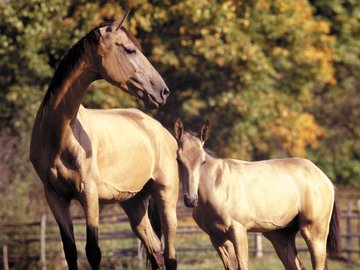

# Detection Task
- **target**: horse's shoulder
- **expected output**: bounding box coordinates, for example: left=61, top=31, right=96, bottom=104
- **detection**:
left=280, top=157, right=317, bottom=169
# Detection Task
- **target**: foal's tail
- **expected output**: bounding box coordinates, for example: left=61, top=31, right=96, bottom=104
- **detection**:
left=327, top=198, right=342, bottom=258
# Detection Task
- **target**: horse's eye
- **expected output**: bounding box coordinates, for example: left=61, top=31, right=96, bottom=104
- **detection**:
left=123, top=46, right=137, bottom=55
left=115, top=42, right=137, bottom=55
left=201, top=160, right=207, bottom=165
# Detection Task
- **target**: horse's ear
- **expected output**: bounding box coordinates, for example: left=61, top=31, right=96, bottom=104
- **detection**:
left=111, top=9, right=131, bottom=32
left=174, top=118, right=184, bottom=141
left=200, top=120, right=211, bottom=142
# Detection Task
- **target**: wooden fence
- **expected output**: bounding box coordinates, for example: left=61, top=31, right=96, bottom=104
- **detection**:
left=1, top=200, right=360, bottom=269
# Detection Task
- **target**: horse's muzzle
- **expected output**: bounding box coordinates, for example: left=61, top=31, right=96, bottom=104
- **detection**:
left=144, top=86, right=169, bottom=109
left=184, top=193, right=198, bottom=208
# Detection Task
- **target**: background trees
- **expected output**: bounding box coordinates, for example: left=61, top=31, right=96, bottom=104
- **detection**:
left=0, top=0, right=359, bottom=221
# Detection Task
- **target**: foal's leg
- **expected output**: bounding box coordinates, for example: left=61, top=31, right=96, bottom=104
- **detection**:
left=209, top=236, right=237, bottom=270
left=79, top=180, right=101, bottom=270
left=228, top=223, right=249, bottom=270
left=263, top=228, right=305, bottom=270
left=151, top=180, right=178, bottom=270
left=44, top=187, right=78, bottom=270
left=300, top=222, right=328, bottom=270
left=121, top=188, right=164, bottom=270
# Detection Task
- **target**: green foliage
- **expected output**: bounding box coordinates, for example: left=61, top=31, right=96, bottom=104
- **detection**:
left=0, top=0, right=359, bottom=228
left=132, top=0, right=335, bottom=159
left=308, top=0, right=360, bottom=186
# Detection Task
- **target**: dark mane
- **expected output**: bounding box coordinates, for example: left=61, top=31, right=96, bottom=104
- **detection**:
left=42, top=26, right=102, bottom=105
left=42, top=22, right=140, bottom=106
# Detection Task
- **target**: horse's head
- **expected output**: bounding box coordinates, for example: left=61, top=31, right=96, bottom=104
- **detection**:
left=174, top=119, right=211, bottom=208
left=94, top=11, right=169, bottom=109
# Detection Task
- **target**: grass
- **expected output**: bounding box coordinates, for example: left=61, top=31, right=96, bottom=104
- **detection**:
left=5, top=188, right=359, bottom=269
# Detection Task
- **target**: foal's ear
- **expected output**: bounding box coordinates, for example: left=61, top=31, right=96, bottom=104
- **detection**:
left=111, top=9, right=131, bottom=32
left=174, top=118, right=184, bottom=141
left=200, top=120, right=211, bottom=142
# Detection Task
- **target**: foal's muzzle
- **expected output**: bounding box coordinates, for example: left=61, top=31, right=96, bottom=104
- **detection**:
left=184, top=193, right=198, bottom=208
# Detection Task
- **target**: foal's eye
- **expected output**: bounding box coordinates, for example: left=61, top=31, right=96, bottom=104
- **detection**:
left=201, top=160, right=207, bottom=165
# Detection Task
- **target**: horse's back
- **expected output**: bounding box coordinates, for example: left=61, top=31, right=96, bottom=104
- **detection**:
left=76, top=107, right=177, bottom=198
left=225, top=157, right=334, bottom=231
left=79, top=106, right=175, bottom=148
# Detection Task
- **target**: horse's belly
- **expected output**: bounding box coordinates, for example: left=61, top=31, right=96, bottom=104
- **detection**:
left=246, top=198, right=299, bottom=232
left=98, top=181, right=138, bottom=203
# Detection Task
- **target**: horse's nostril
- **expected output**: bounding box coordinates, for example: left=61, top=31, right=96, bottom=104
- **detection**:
left=184, top=193, right=198, bottom=208
left=161, top=87, right=170, bottom=98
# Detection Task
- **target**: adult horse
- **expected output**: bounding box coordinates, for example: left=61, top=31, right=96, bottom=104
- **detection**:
left=174, top=119, right=341, bottom=270
left=30, top=11, right=179, bottom=270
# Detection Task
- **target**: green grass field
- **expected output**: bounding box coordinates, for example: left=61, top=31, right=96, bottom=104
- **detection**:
left=5, top=188, right=359, bottom=269
left=96, top=187, right=360, bottom=270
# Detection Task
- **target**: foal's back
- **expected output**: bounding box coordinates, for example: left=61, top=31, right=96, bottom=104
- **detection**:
left=204, top=157, right=334, bottom=232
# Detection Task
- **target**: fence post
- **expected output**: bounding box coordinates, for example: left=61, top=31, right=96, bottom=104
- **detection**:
left=346, top=201, right=352, bottom=264
left=40, top=214, right=47, bottom=270
left=254, top=233, right=263, bottom=258
left=358, top=200, right=360, bottom=260
left=3, top=245, right=9, bottom=270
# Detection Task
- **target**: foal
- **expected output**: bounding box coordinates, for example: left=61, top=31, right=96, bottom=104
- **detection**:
left=174, top=119, right=341, bottom=270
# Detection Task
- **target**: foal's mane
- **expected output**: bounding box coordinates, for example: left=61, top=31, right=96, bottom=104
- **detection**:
left=42, top=22, right=141, bottom=106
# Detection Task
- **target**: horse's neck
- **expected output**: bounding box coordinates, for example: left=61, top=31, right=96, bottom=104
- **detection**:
left=47, top=60, right=96, bottom=118
left=35, top=57, right=97, bottom=138
left=198, top=154, right=222, bottom=200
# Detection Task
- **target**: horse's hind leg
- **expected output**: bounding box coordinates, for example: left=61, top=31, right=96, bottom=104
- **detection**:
left=300, top=222, right=329, bottom=270
left=121, top=187, right=164, bottom=270
left=209, top=236, right=237, bottom=270
left=264, top=228, right=306, bottom=270
left=44, top=187, right=78, bottom=269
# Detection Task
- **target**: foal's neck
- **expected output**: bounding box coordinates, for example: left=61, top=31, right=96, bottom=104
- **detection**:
left=198, top=154, right=222, bottom=199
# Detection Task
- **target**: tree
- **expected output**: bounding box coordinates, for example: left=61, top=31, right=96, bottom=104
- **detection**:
left=0, top=0, right=359, bottom=226
left=308, top=0, right=360, bottom=185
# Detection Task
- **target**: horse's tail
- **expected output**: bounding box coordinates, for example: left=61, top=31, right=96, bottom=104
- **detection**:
left=144, top=196, right=163, bottom=269
left=148, top=196, right=162, bottom=240
left=327, top=198, right=342, bottom=258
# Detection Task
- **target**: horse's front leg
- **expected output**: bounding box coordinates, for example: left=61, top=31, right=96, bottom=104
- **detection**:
left=79, top=180, right=101, bottom=270
left=44, top=186, right=78, bottom=270
left=228, top=223, right=249, bottom=270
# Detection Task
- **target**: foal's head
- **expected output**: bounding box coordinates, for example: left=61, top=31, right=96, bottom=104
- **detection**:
left=174, top=119, right=211, bottom=208
left=91, top=11, right=169, bottom=109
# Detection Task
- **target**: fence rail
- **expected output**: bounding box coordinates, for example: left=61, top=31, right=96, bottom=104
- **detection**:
left=1, top=200, right=360, bottom=269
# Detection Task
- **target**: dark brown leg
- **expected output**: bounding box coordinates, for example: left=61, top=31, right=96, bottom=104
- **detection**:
left=44, top=187, right=78, bottom=270
left=264, top=228, right=306, bottom=270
